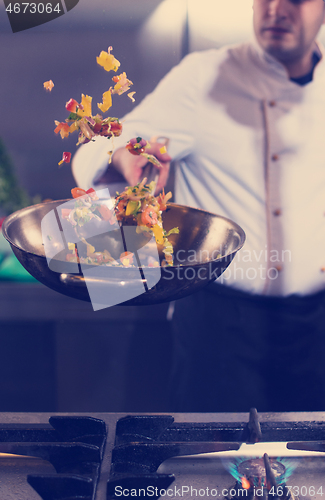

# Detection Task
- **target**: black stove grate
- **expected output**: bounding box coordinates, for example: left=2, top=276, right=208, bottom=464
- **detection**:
left=0, top=415, right=107, bottom=500
left=107, top=409, right=325, bottom=500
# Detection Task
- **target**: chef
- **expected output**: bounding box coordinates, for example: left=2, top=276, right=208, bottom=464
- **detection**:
left=72, top=0, right=325, bottom=412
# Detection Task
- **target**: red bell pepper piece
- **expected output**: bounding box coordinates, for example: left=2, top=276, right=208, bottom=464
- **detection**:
left=58, top=151, right=72, bottom=166
left=97, top=204, right=113, bottom=221
left=71, top=187, right=87, bottom=199
left=65, top=98, right=79, bottom=113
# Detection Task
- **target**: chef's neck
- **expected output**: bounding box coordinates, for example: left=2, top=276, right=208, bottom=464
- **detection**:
left=273, top=44, right=321, bottom=79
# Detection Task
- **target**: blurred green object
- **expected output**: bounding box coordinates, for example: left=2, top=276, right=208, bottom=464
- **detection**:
left=0, top=137, right=33, bottom=215
left=0, top=232, right=36, bottom=281
left=0, top=138, right=38, bottom=281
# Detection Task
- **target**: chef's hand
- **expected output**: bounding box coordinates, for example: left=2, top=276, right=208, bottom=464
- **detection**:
left=112, top=140, right=172, bottom=194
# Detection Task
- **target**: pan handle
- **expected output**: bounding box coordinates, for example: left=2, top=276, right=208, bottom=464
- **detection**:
left=59, top=274, right=148, bottom=288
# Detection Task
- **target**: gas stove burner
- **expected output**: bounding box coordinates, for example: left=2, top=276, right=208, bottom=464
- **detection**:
left=237, top=457, right=286, bottom=487
left=224, top=455, right=297, bottom=487
left=225, top=454, right=297, bottom=500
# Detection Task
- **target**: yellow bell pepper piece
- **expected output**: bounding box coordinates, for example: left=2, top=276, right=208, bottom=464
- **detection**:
left=97, top=90, right=112, bottom=113
left=125, top=200, right=140, bottom=216
left=152, top=224, right=165, bottom=245
left=96, top=49, right=120, bottom=72
left=87, top=243, right=96, bottom=256
left=69, top=121, right=79, bottom=134
left=77, top=94, right=92, bottom=117
left=75, top=207, right=89, bottom=218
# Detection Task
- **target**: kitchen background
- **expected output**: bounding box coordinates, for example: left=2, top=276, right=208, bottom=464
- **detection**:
left=0, top=0, right=324, bottom=413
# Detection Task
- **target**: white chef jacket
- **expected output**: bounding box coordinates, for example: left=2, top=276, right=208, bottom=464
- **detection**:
left=72, top=40, right=325, bottom=297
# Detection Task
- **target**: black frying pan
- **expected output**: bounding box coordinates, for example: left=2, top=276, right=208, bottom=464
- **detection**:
left=1, top=200, right=245, bottom=308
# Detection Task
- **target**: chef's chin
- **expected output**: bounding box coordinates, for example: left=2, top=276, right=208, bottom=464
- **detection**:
left=259, top=36, right=301, bottom=64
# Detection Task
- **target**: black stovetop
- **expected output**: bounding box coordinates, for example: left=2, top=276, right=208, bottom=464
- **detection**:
left=1, top=410, right=325, bottom=500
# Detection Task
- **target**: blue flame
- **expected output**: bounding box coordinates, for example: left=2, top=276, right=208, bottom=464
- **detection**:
left=278, top=458, right=299, bottom=482
left=222, top=456, right=299, bottom=487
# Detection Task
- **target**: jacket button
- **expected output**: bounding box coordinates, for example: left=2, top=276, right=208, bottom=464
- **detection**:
left=269, top=100, right=276, bottom=107
left=275, top=265, right=282, bottom=272
left=273, top=208, right=282, bottom=216
left=321, top=267, right=325, bottom=273
left=271, top=154, right=279, bottom=161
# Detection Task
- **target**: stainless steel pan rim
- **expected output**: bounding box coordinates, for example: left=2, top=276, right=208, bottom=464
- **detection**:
left=1, top=200, right=246, bottom=305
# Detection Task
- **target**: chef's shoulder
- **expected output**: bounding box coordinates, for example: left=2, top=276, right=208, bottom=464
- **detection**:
left=171, top=42, right=254, bottom=79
